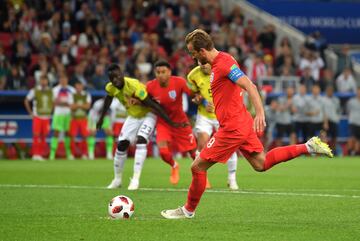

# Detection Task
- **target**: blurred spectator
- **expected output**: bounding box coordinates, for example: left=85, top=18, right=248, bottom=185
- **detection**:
left=305, top=85, right=325, bottom=137
left=70, top=62, right=88, bottom=87
left=156, top=7, right=176, bottom=55
left=32, top=54, right=56, bottom=87
left=58, top=41, right=75, bottom=68
left=336, top=68, right=357, bottom=93
left=38, top=32, right=55, bottom=56
left=346, top=87, right=360, bottom=155
left=264, top=99, right=278, bottom=150
left=292, top=84, right=309, bottom=142
left=308, top=31, right=328, bottom=62
left=257, top=24, right=276, bottom=56
left=336, top=44, right=353, bottom=76
left=0, top=45, right=10, bottom=90
left=300, top=67, right=315, bottom=92
left=6, top=65, right=27, bottom=90
left=91, top=64, right=107, bottom=90
left=263, top=54, right=274, bottom=76
left=275, top=87, right=297, bottom=145
left=243, top=19, right=257, bottom=49
left=299, top=48, right=324, bottom=82
left=323, top=86, right=341, bottom=152
left=172, top=20, right=187, bottom=50
left=319, top=68, right=336, bottom=92
left=275, top=46, right=295, bottom=76
left=12, top=42, right=31, bottom=69
left=245, top=52, right=267, bottom=83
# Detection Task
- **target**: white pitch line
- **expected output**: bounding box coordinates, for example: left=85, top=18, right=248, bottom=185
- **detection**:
left=0, top=184, right=360, bottom=199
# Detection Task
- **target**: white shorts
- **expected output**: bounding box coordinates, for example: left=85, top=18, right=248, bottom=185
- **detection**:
left=194, top=114, right=219, bottom=137
left=118, top=112, right=157, bottom=144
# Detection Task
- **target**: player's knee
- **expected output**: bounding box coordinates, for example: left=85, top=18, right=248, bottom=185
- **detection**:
left=253, top=164, right=265, bottom=172
left=190, top=161, right=199, bottom=172
left=117, top=140, right=130, bottom=152
left=190, top=157, right=203, bottom=172
left=252, top=159, right=265, bottom=172
left=136, top=136, right=148, bottom=145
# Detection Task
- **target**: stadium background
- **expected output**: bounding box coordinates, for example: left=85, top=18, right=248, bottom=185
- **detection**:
left=0, top=0, right=359, bottom=158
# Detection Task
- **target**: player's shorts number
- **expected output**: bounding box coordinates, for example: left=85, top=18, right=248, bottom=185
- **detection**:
left=207, top=137, right=215, bottom=148
left=139, top=124, right=152, bottom=136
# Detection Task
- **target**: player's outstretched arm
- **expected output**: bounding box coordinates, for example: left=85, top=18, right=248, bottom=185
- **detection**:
left=96, top=95, right=113, bottom=130
left=235, top=76, right=266, bottom=133
left=142, top=96, right=189, bottom=128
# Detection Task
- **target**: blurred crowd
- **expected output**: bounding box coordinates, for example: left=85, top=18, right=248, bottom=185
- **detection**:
left=0, top=0, right=357, bottom=93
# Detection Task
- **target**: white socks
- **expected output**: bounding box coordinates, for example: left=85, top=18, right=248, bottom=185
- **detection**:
left=133, top=144, right=147, bottom=180
left=227, top=152, right=238, bottom=181
left=114, top=149, right=127, bottom=180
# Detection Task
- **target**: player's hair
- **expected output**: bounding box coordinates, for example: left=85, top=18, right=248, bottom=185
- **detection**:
left=107, top=63, right=121, bottom=73
left=154, top=59, right=171, bottom=69
left=185, top=29, right=214, bottom=51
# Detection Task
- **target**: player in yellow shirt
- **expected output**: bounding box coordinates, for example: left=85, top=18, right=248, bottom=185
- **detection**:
left=187, top=62, right=239, bottom=190
left=97, top=63, right=186, bottom=190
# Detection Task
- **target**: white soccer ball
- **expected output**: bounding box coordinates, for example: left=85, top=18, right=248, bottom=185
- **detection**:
left=108, top=195, right=134, bottom=219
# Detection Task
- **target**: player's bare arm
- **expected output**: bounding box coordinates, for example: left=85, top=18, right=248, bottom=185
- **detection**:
left=235, top=76, right=266, bottom=133
left=24, top=98, right=33, bottom=117
left=141, top=95, right=189, bottom=128
left=191, top=93, right=203, bottom=105
left=96, top=95, right=113, bottom=130
left=80, top=101, right=91, bottom=110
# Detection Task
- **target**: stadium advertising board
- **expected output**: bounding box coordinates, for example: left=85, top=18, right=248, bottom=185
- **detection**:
left=248, top=0, right=360, bottom=44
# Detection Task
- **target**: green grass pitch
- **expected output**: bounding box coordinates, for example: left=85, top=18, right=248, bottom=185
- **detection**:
left=0, top=156, right=359, bottom=241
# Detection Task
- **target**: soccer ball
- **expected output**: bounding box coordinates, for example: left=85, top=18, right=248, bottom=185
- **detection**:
left=108, top=195, right=134, bottom=219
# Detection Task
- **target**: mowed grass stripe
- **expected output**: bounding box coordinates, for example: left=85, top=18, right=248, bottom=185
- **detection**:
left=1, top=183, right=359, bottom=199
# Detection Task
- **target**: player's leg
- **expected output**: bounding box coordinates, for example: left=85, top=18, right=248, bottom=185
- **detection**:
left=327, top=121, right=337, bottom=154
left=87, top=117, right=96, bottom=160
left=32, top=117, right=42, bottom=160
left=158, top=140, right=180, bottom=184
left=42, top=118, right=51, bottom=158
left=107, top=116, right=139, bottom=189
left=64, top=114, right=74, bottom=160
left=49, top=115, right=61, bottom=160
left=69, top=119, right=78, bottom=158
left=128, top=113, right=156, bottom=190
left=194, top=115, right=213, bottom=188
left=112, top=122, right=123, bottom=153
left=161, top=129, right=239, bottom=219
left=243, top=133, right=333, bottom=172
left=156, top=123, right=179, bottom=184
left=161, top=156, right=215, bottom=219
left=79, top=118, right=89, bottom=159
left=227, top=152, right=239, bottom=190
left=103, top=116, right=114, bottom=160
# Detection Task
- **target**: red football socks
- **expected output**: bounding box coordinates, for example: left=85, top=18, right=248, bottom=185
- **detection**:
left=33, top=136, right=40, bottom=156
left=159, top=147, right=175, bottom=167
left=184, top=169, right=207, bottom=212
left=264, top=144, right=308, bottom=170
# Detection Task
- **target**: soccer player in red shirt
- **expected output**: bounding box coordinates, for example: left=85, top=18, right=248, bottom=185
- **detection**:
left=161, top=29, right=333, bottom=219
left=147, top=59, right=197, bottom=185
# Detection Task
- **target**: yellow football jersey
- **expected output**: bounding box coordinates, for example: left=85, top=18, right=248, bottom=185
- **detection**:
left=187, top=66, right=216, bottom=119
left=105, top=77, right=150, bottom=118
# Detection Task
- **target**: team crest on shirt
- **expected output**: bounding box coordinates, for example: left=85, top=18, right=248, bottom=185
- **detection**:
left=210, top=72, right=214, bottom=83
left=168, top=90, right=176, bottom=100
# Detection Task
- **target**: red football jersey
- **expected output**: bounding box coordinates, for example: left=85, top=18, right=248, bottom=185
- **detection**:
left=211, top=51, right=253, bottom=131
left=146, top=76, right=191, bottom=126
